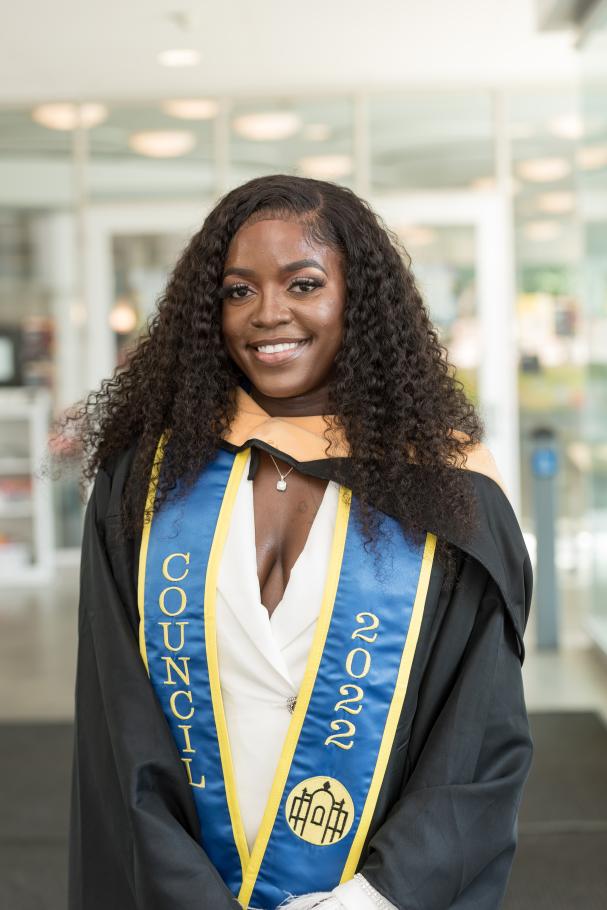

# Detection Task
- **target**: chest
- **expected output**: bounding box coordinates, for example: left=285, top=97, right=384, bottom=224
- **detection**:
left=252, top=453, right=329, bottom=616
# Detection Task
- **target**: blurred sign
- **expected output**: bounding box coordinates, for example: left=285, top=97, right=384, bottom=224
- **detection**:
left=532, top=447, right=559, bottom=478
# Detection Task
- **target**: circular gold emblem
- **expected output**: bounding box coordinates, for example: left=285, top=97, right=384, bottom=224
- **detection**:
left=285, top=776, right=354, bottom=846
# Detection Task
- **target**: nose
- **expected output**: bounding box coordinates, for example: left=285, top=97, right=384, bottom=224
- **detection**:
left=250, top=287, right=291, bottom=328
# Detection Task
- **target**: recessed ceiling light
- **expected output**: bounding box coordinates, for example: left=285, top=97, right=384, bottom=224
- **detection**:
left=232, top=111, right=302, bottom=141
left=302, top=123, right=331, bottom=142
left=161, top=98, right=219, bottom=120
left=548, top=113, right=584, bottom=140
left=297, top=154, right=352, bottom=179
left=470, top=176, right=521, bottom=194
left=535, top=192, right=575, bottom=214
left=31, top=102, right=108, bottom=130
left=470, top=176, right=495, bottom=191
left=576, top=144, right=607, bottom=170
left=128, top=130, right=196, bottom=157
left=517, top=157, right=571, bottom=182
left=523, top=220, right=562, bottom=242
left=157, top=48, right=201, bottom=67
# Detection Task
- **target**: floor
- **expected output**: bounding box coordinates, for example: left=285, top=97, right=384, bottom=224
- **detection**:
left=1, top=563, right=606, bottom=910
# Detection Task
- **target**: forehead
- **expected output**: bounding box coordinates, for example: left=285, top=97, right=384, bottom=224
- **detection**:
left=225, top=217, right=338, bottom=267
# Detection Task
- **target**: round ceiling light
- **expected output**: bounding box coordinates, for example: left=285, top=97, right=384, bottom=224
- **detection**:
left=297, top=154, right=352, bottom=179
left=548, top=113, right=584, bottom=140
left=157, top=48, right=201, bottom=67
left=31, top=102, right=108, bottom=130
left=535, top=191, right=575, bottom=214
left=516, top=157, right=571, bottom=182
left=161, top=98, right=219, bottom=120
left=232, top=111, right=302, bottom=141
left=128, top=130, right=196, bottom=157
left=576, top=145, right=607, bottom=170
left=302, top=123, right=331, bottom=142
left=523, top=220, right=562, bottom=242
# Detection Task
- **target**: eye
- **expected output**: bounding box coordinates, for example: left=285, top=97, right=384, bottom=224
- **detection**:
left=218, top=282, right=251, bottom=301
left=288, top=277, right=325, bottom=294
left=218, top=276, right=325, bottom=302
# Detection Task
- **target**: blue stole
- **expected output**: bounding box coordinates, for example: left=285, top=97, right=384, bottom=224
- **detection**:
left=138, top=436, right=436, bottom=909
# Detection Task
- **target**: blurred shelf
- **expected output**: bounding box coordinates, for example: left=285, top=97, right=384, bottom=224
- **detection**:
left=0, top=387, right=54, bottom=584
left=0, top=501, right=33, bottom=518
left=0, top=456, right=31, bottom=473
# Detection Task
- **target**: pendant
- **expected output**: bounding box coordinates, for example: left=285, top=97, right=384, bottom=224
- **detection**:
left=276, top=479, right=287, bottom=491
left=286, top=695, right=297, bottom=713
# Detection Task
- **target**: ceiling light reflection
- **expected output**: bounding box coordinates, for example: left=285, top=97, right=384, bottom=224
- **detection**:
left=162, top=99, right=219, bottom=120
left=31, top=103, right=108, bottom=130
left=157, top=48, right=201, bottom=67
left=128, top=130, right=196, bottom=157
left=233, top=111, right=302, bottom=141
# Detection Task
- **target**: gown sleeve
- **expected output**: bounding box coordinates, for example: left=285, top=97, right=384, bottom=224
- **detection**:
left=68, top=466, right=241, bottom=910
left=346, top=573, right=534, bottom=910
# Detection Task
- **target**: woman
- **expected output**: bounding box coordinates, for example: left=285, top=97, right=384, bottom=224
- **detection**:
left=64, top=174, right=533, bottom=910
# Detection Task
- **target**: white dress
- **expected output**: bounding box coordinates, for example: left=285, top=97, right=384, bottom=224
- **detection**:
left=216, top=449, right=395, bottom=910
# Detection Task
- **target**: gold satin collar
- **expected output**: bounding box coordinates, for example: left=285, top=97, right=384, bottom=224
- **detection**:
left=221, top=386, right=351, bottom=462
left=221, top=386, right=507, bottom=492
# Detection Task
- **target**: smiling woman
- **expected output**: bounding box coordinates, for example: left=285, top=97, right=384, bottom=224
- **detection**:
left=219, top=219, right=345, bottom=406
left=56, top=174, right=533, bottom=910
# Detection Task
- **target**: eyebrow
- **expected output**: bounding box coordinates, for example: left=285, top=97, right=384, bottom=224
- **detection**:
left=222, top=258, right=328, bottom=280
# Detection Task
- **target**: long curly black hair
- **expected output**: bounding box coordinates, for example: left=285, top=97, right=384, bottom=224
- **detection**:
left=51, top=174, right=483, bottom=570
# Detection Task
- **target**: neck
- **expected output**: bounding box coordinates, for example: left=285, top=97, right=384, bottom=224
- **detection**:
left=248, top=384, right=331, bottom=418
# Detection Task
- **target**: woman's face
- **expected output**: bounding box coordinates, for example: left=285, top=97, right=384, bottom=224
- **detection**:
left=220, top=217, right=345, bottom=401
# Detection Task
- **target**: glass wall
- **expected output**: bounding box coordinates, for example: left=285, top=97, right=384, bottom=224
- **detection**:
left=579, top=0, right=607, bottom=652
left=369, top=90, right=494, bottom=192
left=508, top=85, right=588, bottom=643
left=88, top=103, right=216, bottom=202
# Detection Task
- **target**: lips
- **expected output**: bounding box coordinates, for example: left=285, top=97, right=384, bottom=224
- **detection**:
left=248, top=337, right=310, bottom=366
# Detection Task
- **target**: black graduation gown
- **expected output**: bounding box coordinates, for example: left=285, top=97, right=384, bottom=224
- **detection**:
left=68, top=438, right=534, bottom=910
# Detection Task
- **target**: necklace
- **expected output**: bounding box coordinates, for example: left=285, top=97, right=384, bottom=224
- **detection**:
left=269, top=453, right=294, bottom=491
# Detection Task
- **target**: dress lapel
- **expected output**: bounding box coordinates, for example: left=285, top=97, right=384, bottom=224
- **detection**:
left=216, top=448, right=340, bottom=684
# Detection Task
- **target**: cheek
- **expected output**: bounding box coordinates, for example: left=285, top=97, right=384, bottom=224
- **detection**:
left=310, top=300, right=344, bottom=345
left=221, top=308, right=240, bottom=350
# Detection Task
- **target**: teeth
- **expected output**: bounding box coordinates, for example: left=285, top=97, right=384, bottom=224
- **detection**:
left=256, top=341, right=304, bottom=353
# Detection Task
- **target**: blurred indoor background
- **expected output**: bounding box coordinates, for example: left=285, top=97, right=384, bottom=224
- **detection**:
left=0, top=1, right=606, bottom=907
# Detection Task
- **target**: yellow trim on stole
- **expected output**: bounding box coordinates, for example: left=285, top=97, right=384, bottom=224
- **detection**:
left=203, top=448, right=252, bottom=877
left=237, top=485, right=352, bottom=908
left=137, top=432, right=169, bottom=676
left=339, top=530, right=437, bottom=882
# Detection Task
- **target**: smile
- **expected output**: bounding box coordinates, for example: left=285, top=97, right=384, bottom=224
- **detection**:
left=249, top=338, right=310, bottom=365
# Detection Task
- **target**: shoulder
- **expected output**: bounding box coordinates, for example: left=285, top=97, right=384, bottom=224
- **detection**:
left=449, top=432, right=508, bottom=498
left=96, top=444, right=139, bottom=516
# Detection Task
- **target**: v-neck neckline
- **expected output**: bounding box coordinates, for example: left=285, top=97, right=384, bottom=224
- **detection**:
left=247, top=456, right=331, bottom=623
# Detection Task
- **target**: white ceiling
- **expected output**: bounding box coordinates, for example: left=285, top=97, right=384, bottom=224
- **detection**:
left=0, top=0, right=579, bottom=104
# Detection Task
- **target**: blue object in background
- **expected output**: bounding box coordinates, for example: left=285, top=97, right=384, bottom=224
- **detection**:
left=531, top=429, right=560, bottom=650
left=532, top=447, right=558, bottom=479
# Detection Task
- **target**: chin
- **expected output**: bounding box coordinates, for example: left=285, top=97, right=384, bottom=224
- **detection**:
left=249, top=372, right=312, bottom=400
